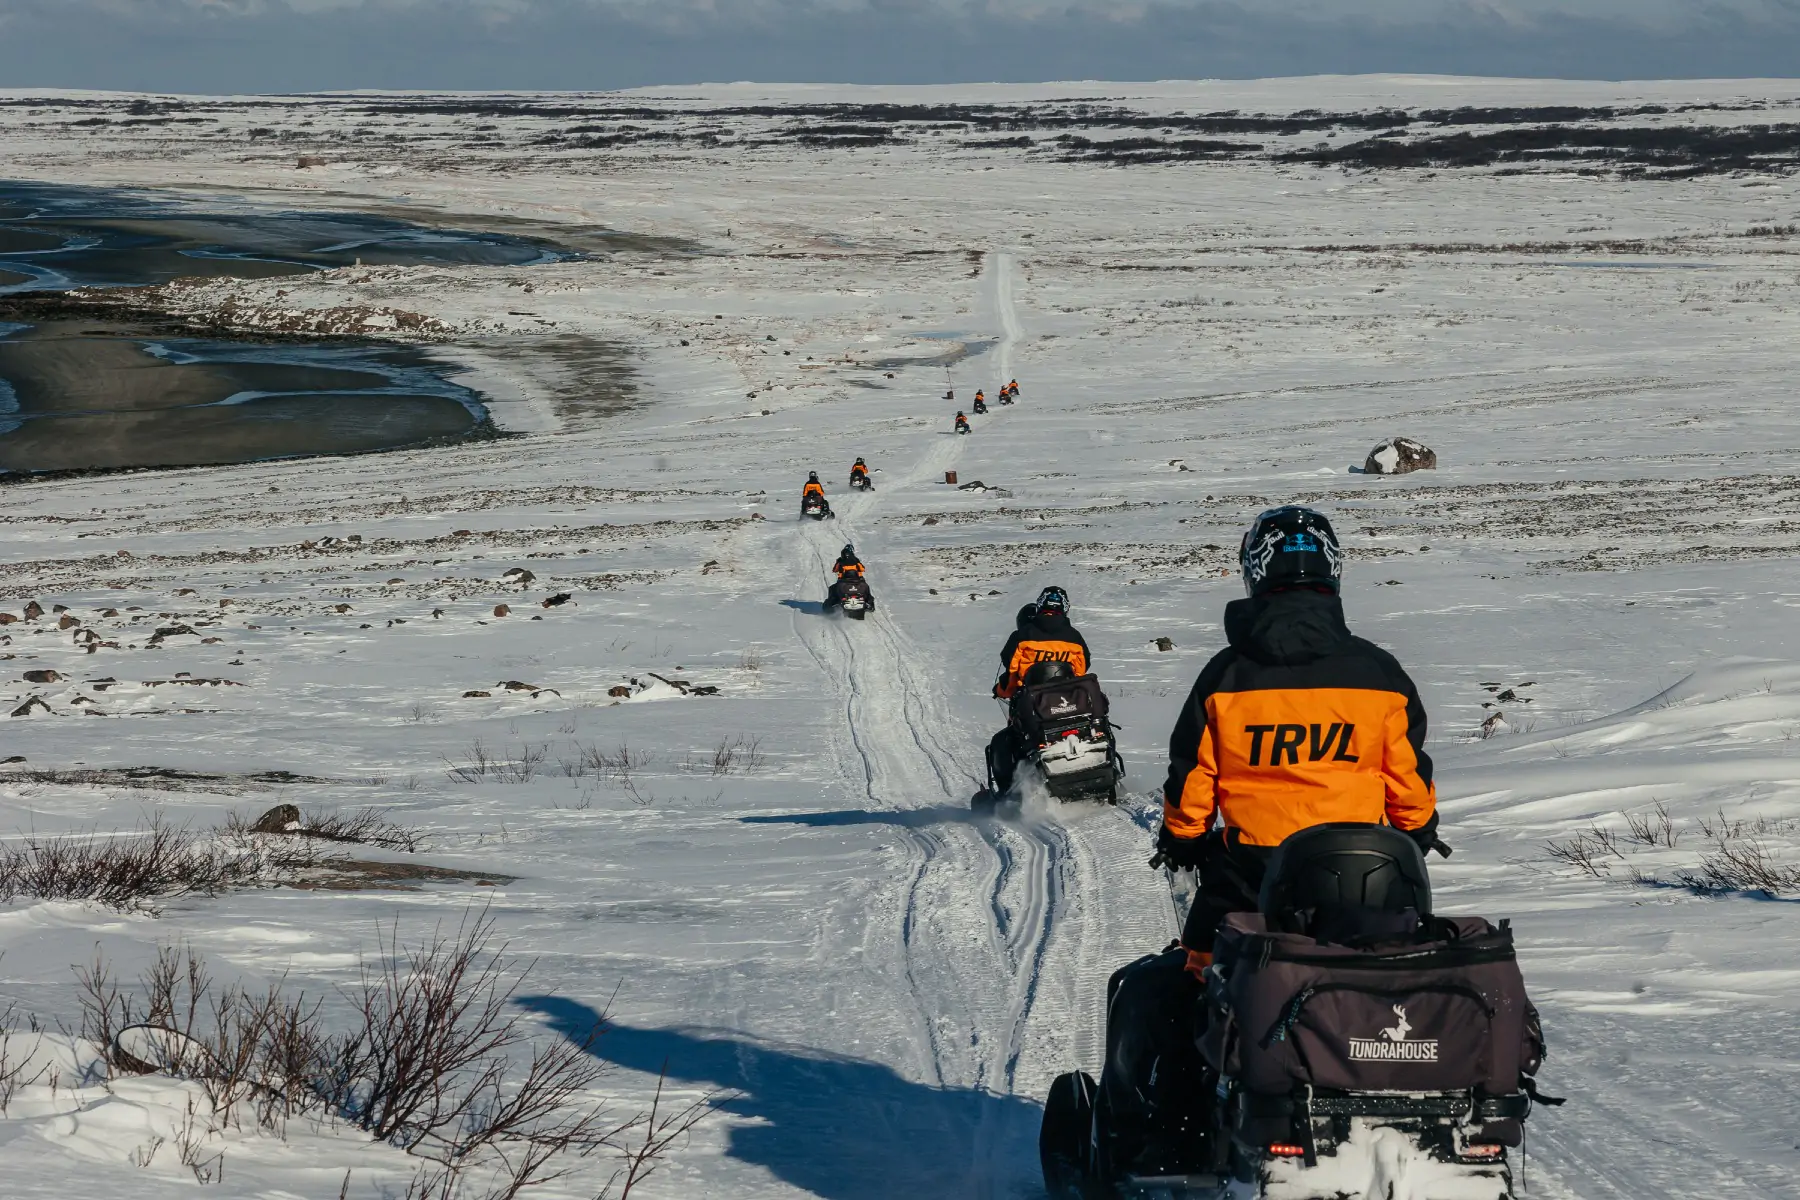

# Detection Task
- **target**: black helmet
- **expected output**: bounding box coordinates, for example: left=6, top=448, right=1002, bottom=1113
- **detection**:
left=841, top=544, right=856, bottom=559
left=854, top=457, right=865, bottom=465
left=1015, top=603, right=1038, bottom=630
left=1240, top=505, right=1342, bottom=597
left=1023, top=660, right=1076, bottom=687
left=808, top=471, right=819, bottom=482
left=1035, top=585, right=1069, bottom=618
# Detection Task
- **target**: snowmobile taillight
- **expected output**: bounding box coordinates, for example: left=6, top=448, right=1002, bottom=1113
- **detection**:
left=1459, top=1144, right=1505, bottom=1159
left=1266, top=1143, right=1306, bottom=1158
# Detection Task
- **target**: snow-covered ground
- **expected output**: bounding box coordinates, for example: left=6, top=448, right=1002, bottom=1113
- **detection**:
left=0, top=76, right=1798, bottom=1197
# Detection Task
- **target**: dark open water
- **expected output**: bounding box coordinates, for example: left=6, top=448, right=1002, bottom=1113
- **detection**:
left=0, top=181, right=581, bottom=473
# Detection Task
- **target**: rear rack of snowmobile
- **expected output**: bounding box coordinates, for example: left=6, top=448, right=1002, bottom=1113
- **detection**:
left=1233, top=1083, right=1532, bottom=1168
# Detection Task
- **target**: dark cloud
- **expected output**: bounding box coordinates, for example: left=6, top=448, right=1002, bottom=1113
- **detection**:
left=1, top=2, right=1797, bottom=92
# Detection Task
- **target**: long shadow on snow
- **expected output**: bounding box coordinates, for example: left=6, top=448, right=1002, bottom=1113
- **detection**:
left=741, top=805, right=980, bottom=830
left=518, top=997, right=1041, bottom=1198
left=779, top=598, right=828, bottom=615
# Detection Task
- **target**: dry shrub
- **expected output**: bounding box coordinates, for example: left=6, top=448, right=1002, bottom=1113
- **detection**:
left=74, top=908, right=715, bottom=1199
left=447, top=741, right=548, bottom=784
left=0, top=818, right=329, bottom=912
left=224, top=806, right=421, bottom=852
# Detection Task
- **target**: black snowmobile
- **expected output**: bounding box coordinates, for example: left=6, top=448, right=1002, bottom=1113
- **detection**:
left=802, top=493, right=834, bottom=520
left=973, top=395, right=989, bottom=415
left=954, top=412, right=972, bottom=435
left=823, top=574, right=874, bottom=620
left=975, top=661, right=1123, bottom=812
left=1040, top=824, right=1556, bottom=1199
left=849, top=463, right=874, bottom=491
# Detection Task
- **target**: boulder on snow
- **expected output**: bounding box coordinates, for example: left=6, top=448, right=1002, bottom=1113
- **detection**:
left=22, top=602, right=42, bottom=621
left=1364, top=437, right=1437, bottom=476
left=249, top=803, right=302, bottom=834
left=23, top=670, right=61, bottom=683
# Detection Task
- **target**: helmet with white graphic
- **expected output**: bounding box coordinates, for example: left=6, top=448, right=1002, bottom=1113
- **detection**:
left=1035, top=585, right=1069, bottom=618
left=1240, top=505, right=1343, bottom=597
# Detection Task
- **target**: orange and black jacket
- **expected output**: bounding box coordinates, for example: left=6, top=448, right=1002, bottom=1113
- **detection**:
left=993, top=613, right=1091, bottom=699
left=802, top=481, right=826, bottom=503
left=1162, top=589, right=1435, bottom=849
left=834, top=555, right=864, bottom=579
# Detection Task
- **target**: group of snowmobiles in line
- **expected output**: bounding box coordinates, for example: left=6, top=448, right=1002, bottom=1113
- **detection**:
left=800, top=459, right=876, bottom=521
left=789, top=385, right=1562, bottom=1198
left=956, top=378, right=1019, bottom=434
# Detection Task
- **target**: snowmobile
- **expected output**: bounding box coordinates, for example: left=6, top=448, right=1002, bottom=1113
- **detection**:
left=973, top=395, right=989, bottom=415
left=997, top=389, right=1015, bottom=406
left=850, top=461, right=874, bottom=491
left=802, top=493, right=834, bottom=520
left=954, top=412, right=972, bottom=435
left=976, top=661, right=1123, bottom=812
left=824, top=574, right=874, bottom=620
left=1040, top=824, right=1554, bottom=1200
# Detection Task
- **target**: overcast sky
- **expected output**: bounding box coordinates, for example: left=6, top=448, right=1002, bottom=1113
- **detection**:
left=2, top=1, right=1797, bottom=94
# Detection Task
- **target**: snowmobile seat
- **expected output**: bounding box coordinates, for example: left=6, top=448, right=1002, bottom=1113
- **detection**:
left=1257, top=823, right=1431, bottom=937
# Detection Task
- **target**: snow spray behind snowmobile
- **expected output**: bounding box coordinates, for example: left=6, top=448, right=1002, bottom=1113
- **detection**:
left=1040, top=824, right=1558, bottom=1200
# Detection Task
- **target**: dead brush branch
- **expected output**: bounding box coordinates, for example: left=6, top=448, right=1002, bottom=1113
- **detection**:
left=1622, top=801, right=1681, bottom=848
left=598, top=1063, right=721, bottom=1200
left=691, top=736, right=765, bottom=777
left=1674, top=838, right=1800, bottom=896
left=322, top=906, right=616, bottom=1183
left=225, top=807, right=421, bottom=852
left=0, top=818, right=328, bottom=912
left=447, top=741, right=549, bottom=785
left=74, top=909, right=691, bottom=1197
left=1543, top=827, right=1623, bottom=879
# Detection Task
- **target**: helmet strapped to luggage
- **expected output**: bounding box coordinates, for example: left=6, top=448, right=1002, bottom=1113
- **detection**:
left=1259, top=822, right=1432, bottom=933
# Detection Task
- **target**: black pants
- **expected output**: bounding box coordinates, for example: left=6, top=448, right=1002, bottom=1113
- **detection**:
left=1099, top=834, right=1273, bottom=1167
left=985, top=727, right=1024, bottom=792
left=1179, top=832, right=1274, bottom=954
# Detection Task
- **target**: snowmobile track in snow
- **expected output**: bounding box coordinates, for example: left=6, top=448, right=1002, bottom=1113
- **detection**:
left=772, top=251, right=1179, bottom=1189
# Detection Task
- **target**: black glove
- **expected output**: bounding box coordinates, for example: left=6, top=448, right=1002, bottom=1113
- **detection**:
left=1149, top=824, right=1209, bottom=871
left=1404, top=812, right=1452, bottom=859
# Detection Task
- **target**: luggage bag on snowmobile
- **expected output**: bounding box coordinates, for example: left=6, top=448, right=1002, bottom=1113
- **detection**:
left=1015, top=668, right=1123, bottom=802
left=1041, top=824, right=1554, bottom=1200
left=838, top=577, right=871, bottom=620
left=1203, top=825, right=1546, bottom=1197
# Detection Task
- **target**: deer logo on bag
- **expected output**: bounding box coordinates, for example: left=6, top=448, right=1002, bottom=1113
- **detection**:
left=1349, top=1004, right=1439, bottom=1063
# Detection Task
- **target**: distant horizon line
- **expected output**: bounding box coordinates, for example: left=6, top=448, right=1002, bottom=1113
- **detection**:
left=5, top=73, right=1800, bottom=100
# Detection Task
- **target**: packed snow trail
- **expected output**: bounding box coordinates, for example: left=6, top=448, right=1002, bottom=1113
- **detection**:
left=770, top=250, right=1178, bottom=1192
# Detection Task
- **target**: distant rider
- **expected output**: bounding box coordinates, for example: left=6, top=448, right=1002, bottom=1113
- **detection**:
left=982, top=587, right=1091, bottom=796
left=954, top=411, right=971, bottom=434
left=1097, top=505, right=1443, bottom=1174
left=801, top=471, right=829, bottom=516
left=850, top=458, right=872, bottom=489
